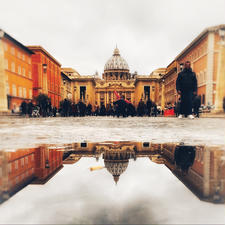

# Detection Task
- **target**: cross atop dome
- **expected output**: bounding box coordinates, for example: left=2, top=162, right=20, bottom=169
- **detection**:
left=113, top=46, right=120, bottom=56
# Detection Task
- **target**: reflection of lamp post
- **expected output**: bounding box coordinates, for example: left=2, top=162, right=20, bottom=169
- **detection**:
left=43, top=64, right=47, bottom=73
left=45, top=159, right=50, bottom=168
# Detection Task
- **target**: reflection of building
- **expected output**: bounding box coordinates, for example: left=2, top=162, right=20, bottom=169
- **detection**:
left=27, top=46, right=61, bottom=108
left=0, top=146, right=63, bottom=203
left=0, top=29, right=33, bottom=113
left=0, top=148, right=36, bottom=202
left=63, top=141, right=164, bottom=184
left=164, top=143, right=225, bottom=203
left=33, top=146, right=63, bottom=184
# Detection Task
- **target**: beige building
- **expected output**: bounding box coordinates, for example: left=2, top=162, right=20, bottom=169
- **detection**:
left=173, top=24, right=225, bottom=112
left=66, top=47, right=160, bottom=108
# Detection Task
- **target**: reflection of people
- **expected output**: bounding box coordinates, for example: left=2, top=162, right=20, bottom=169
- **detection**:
left=174, top=144, right=196, bottom=174
left=176, top=61, right=197, bottom=119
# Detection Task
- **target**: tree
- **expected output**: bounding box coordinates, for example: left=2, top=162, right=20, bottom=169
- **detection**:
left=36, top=94, right=51, bottom=117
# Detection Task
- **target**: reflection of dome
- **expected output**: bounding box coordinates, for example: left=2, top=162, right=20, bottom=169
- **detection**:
left=103, top=148, right=134, bottom=184
left=105, top=160, right=129, bottom=184
left=104, top=48, right=129, bottom=71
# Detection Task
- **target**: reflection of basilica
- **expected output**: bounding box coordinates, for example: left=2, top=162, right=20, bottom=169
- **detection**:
left=1, top=141, right=225, bottom=204
left=63, top=141, right=225, bottom=203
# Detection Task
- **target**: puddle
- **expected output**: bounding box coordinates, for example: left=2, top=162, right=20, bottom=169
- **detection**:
left=0, top=141, right=224, bottom=224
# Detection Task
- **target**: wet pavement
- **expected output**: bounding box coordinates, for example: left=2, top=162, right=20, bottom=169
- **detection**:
left=0, top=116, right=225, bottom=149
left=0, top=117, right=225, bottom=224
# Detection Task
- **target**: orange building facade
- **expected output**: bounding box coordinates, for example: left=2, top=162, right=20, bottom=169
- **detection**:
left=27, top=46, right=61, bottom=108
left=0, top=30, right=33, bottom=113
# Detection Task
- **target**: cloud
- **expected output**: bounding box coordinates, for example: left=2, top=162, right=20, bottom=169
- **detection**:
left=0, top=0, right=225, bottom=75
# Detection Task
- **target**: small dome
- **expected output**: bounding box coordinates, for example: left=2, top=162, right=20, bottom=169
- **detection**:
left=104, top=47, right=129, bottom=71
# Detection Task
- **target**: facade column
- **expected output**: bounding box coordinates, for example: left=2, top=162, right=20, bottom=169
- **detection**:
left=203, top=147, right=211, bottom=197
left=206, top=32, right=214, bottom=106
left=161, top=82, right=165, bottom=110
left=0, top=35, right=8, bottom=113
left=215, top=30, right=225, bottom=112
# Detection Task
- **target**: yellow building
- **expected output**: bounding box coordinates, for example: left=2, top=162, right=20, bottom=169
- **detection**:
left=69, top=47, right=160, bottom=108
left=60, top=70, right=72, bottom=101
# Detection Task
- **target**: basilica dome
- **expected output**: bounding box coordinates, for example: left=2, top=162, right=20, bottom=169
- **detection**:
left=104, top=47, right=129, bottom=71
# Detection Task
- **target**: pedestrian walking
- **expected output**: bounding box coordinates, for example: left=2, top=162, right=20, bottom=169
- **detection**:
left=193, top=95, right=201, bottom=117
left=176, top=61, right=197, bottom=119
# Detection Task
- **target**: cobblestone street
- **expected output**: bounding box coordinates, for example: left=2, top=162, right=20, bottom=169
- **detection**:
left=0, top=116, right=224, bottom=149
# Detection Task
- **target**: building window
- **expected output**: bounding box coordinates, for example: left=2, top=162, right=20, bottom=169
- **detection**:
left=144, top=86, right=150, bottom=100
left=6, top=82, right=9, bottom=94
left=18, top=66, right=21, bottom=75
left=8, top=163, right=12, bottom=173
left=29, top=89, right=32, bottom=99
left=12, top=84, right=17, bottom=96
left=23, top=88, right=27, bottom=98
left=126, top=92, right=131, bottom=101
left=17, top=51, right=21, bottom=59
left=11, top=62, right=15, bottom=72
left=15, top=160, right=18, bottom=170
left=22, top=54, right=25, bottom=61
left=21, top=158, right=24, bottom=167
left=202, top=94, right=205, bottom=105
left=28, top=58, right=31, bottom=64
left=3, top=42, right=8, bottom=51
left=25, top=157, right=28, bottom=165
left=19, top=87, right=22, bottom=97
left=22, top=68, right=26, bottom=76
left=80, top=86, right=86, bottom=101
left=100, top=92, right=104, bottom=101
left=11, top=47, right=15, bottom=55
left=28, top=70, right=31, bottom=79
left=5, top=59, right=8, bottom=70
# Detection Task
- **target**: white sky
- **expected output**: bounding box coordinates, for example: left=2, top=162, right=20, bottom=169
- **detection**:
left=0, top=0, right=225, bottom=75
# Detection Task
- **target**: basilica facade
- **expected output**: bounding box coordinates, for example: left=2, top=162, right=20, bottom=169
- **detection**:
left=62, top=47, right=161, bottom=108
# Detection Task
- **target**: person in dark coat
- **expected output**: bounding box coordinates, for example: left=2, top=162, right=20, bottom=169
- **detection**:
left=27, top=101, right=33, bottom=117
left=20, top=101, right=27, bottom=116
left=100, top=103, right=106, bottom=116
left=176, top=61, right=197, bottom=119
left=113, top=95, right=127, bottom=117
left=146, top=99, right=152, bottom=117
left=193, top=95, right=201, bottom=118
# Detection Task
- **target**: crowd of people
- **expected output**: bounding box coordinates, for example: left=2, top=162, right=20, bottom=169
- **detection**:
left=19, top=97, right=161, bottom=118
